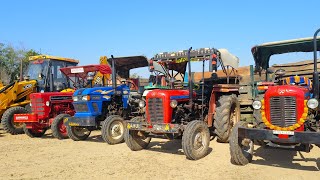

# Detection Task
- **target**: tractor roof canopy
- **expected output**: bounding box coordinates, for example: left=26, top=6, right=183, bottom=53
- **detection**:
left=107, top=56, right=149, bottom=78
left=252, top=37, right=320, bottom=70
left=29, top=55, right=79, bottom=64
left=60, top=64, right=112, bottom=79
left=152, top=48, right=219, bottom=73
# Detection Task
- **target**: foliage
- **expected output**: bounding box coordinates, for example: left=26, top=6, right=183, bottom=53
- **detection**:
left=0, top=43, right=39, bottom=84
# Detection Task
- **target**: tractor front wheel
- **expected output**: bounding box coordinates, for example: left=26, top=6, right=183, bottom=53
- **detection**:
left=101, top=115, right=125, bottom=145
left=1, top=106, right=28, bottom=135
left=214, top=94, right=240, bottom=143
left=182, top=120, right=210, bottom=160
left=23, top=124, right=46, bottom=138
left=229, top=121, right=254, bottom=165
left=67, top=125, right=91, bottom=141
left=124, top=117, right=151, bottom=151
left=51, top=114, right=70, bottom=140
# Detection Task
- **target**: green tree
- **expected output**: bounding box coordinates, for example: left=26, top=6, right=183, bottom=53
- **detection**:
left=0, top=42, right=39, bottom=84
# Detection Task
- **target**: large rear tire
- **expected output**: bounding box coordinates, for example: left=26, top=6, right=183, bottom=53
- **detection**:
left=182, top=120, right=210, bottom=160
left=214, top=94, right=240, bottom=143
left=229, top=121, right=254, bottom=165
left=66, top=125, right=91, bottom=141
left=1, top=106, right=28, bottom=135
left=23, top=124, right=46, bottom=138
left=124, top=117, right=151, bottom=151
left=51, top=114, right=70, bottom=140
left=101, top=115, right=125, bottom=145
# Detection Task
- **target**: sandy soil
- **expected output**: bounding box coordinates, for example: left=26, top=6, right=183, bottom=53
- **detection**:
left=0, top=127, right=319, bottom=180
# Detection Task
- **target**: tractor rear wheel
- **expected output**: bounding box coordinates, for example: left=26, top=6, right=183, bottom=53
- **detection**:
left=229, top=121, right=254, bottom=165
left=23, top=124, right=46, bottom=138
left=1, top=106, right=28, bottom=135
left=124, top=117, right=151, bottom=151
left=67, top=125, right=91, bottom=141
left=182, top=120, right=210, bottom=160
left=51, top=114, right=70, bottom=140
left=214, top=94, right=240, bottom=143
left=101, top=115, right=125, bottom=145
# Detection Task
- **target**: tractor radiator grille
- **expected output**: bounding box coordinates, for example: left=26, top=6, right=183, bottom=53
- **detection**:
left=74, top=103, right=89, bottom=112
left=147, top=98, right=164, bottom=123
left=269, top=96, right=297, bottom=127
left=92, top=103, right=99, bottom=112
left=31, top=98, right=44, bottom=114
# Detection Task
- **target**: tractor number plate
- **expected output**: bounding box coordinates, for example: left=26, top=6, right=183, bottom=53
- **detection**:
left=127, top=123, right=141, bottom=130
left=273, top=130, right=294, bottom=135
left=69, top=122, right=80, bottom=127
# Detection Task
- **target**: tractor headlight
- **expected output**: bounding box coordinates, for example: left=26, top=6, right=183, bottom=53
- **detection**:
left=252, top=100, right=262, bottom=110
left=139, top=100, right=146, bottom=108
left=307, top=98, right=318, bottom=109
left=170, top=100, right=178, bottom=108
left=72, top=96, right=78, bottom=102
left=45, top=101, right=50, bottom=107
left=82, top=95, right=90, bottom=101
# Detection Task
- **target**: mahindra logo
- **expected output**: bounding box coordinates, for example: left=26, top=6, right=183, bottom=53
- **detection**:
left=16, top=116, right=28, bottom=120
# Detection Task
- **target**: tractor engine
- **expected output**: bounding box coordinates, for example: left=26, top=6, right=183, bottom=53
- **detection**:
left=146, top=89, right=194, bottom=125
left=31, top=92, right=74, bottom=121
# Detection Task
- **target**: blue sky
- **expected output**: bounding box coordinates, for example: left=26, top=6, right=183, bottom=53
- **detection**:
left=1, top=0, right=319, bottom=77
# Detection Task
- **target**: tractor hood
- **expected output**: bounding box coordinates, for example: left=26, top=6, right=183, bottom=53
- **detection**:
left=73, top=84, right=129, bottom=99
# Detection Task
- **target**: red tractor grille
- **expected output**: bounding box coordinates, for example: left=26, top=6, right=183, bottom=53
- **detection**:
left=31, top=98, right=44, bottom=114
left=148, top=98, right=164, bottom=123
left=269, top=96, right=297, bottom=127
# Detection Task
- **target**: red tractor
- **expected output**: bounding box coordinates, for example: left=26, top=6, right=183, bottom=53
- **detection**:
left=125, top=47, right=241, bottom=160
left=13, top=63, right=112, bottom=139
left=229, top=29, right=320, bottom=165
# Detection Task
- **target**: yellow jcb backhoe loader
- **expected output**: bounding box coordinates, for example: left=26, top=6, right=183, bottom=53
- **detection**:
left=0, top=55, right=79, bottom=134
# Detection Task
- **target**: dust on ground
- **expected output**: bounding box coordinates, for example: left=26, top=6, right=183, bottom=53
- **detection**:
left=0, top=127, right=319, bottom=180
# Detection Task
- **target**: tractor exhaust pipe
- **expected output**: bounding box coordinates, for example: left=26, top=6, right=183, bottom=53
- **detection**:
left=313, top=28, right=320, bottom=99
left=111, top=55, right=116, bottom=91
left=49, top=68, right=54, bottom=92
left=187, top=47, right=193, bottom=108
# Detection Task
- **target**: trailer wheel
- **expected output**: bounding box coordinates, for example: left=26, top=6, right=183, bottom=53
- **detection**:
left=51, top=114, right=70, bottom=140
left=229, top=121, right=253, bottom=165
left=182, top=120, right=210, bottom=160
left=23, top=124, right=46, bottom=138
left=101, top=115, right=125, bottom=145
left=214, top=94, right=240, bottom=143
left=67, top=125, right=91, bottom=141
left=1, top=106, right=28, bottom=135
left=124, top=117, right=151, bottom=151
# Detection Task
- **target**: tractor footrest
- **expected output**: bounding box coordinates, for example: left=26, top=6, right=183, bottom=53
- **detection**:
left=239, top=127, right=320, bottom=144
left=126, top=122, right=182, bottom=133
left=64, top=116, right=96, bottom=127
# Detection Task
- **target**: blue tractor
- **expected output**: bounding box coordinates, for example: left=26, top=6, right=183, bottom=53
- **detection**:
left=65, top=55, right=149, bottom=143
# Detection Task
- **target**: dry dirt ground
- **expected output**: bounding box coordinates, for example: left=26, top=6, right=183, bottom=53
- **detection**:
left=0, top=126, right=320, bottom=180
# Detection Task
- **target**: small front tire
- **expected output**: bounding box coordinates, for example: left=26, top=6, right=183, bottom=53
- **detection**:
left=124, top=117, right=151, bottom=151
left=51, top=114, right=70, bottom=140
left=67, top=125, right=91, bottom=141
left=23, top=124, right=46, bottom=138
left=182, top=120, right=210, bottom=160
left=229, top=121, right=254, bottom=165
left=101, top=115, right=125, bottom=145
